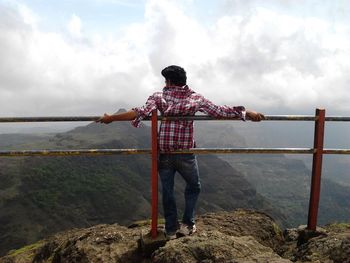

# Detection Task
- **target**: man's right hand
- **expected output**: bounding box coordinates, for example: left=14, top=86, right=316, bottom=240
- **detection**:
left=246, top=110, right=265, bottom=122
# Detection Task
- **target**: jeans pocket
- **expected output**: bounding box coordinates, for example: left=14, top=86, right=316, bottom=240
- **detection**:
left=181, top=153, right=195, bottom=161
left=159, top=154, right=172, bottom=169
left=180, top=154, right=196, bottom=169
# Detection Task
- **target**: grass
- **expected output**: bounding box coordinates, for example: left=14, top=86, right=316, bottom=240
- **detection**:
left=8, top=240, right=44, bottom=257
left=272, top=222, right=283, bottom=238
left=129, top=218, right=166, bottom=227
left=325, top=223, right=350, bottom=232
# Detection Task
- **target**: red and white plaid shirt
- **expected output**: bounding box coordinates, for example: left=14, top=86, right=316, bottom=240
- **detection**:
left=132, top=85, right=246, bottom=152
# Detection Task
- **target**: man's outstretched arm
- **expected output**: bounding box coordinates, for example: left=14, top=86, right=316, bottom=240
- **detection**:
left=96, top=110, right=137, bottom=124
left=96, top=109, right=264, bottom=124
left=198, top=96, right=265, bottom=122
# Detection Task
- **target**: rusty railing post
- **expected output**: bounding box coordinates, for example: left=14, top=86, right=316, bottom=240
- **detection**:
left=307, top=108, right=325, bottom=231
left=151, top=110, right=159, bottom=238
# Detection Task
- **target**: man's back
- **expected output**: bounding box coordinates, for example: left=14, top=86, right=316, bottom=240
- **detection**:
left=133, top=84, right=246, bottom=152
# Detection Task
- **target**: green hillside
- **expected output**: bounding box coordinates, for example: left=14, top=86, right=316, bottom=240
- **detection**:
left=0, top=120, right=285, bottom=256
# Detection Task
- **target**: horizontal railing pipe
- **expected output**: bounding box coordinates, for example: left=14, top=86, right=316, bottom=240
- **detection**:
left=168, top=148, right=315, bottom=154
left=0, top=115, right=338, bottom=122
left=2, top=148, right=350, bottom=157
left=0, top=147, right=321, bottom=157
left=322, top=149, right=350, bottom=154
left=1, top=115, right=350, bottom=123
left=0, top=149, right=151, bottom=157
left=0, top=116, right=101, bottom=122
left=325, top=116, right=350, bottom=122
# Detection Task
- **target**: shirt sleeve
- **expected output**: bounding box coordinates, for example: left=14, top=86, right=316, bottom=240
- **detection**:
left=131, top=93, right=159, bottom=127
left=198, top=96, right=246, bottom=120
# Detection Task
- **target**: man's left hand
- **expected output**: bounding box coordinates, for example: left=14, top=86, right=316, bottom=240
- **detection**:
left=96, top=113, right=113, bottom=124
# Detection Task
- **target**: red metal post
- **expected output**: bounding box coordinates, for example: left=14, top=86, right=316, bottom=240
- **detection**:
left=307, top=108, right=326, bottom=231
left=151, top=110, right=159, bottom=238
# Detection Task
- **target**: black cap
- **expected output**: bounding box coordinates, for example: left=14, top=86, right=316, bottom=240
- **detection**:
left=161, top=65, right=187, bottom=86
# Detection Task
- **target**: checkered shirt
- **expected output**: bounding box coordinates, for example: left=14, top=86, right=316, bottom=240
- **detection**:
left=132, top=85, right=246, bottom=152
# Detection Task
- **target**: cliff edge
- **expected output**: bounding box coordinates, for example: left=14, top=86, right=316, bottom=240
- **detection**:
left=1, top=209, right=349, bottom=263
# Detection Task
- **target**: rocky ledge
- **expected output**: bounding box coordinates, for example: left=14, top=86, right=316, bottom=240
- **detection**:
left=1, top=209, right=349, bottom=263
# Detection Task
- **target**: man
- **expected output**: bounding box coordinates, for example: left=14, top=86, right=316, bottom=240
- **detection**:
left=97, top=65, right=264, bottom=239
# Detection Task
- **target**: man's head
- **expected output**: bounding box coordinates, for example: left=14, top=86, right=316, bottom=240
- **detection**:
left=161, top=65, right=187, bottom=86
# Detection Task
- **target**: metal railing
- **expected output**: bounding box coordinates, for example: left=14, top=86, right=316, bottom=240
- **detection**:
left=1, top=109, right=350, bottom=238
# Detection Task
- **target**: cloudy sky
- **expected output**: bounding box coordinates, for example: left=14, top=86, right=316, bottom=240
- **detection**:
left=1, top=0, right=350, bottom=118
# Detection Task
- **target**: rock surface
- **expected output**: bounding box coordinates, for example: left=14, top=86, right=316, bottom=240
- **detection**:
left=153, top=232, right=290, bottom=263
left=282, top=223, right=350, bottom=263
left=1, top=209, right=349, bottom=263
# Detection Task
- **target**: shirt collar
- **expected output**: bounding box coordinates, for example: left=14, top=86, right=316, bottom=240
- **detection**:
left=163, top=84, right=189, bottom=92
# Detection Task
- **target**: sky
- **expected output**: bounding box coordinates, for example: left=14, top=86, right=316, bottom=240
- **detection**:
left=1, top=0, right=350, bottom=118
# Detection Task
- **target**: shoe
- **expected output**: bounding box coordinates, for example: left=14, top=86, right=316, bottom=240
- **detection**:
left=190, top=224, right=197, bottom=235
left=166, top=231, right=177, bottom=240
left=177, top=224, right=197, bottom=237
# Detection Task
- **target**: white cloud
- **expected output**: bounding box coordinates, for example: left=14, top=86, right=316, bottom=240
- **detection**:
left=0, top=0, right=349, bottom=118
left=67, top=14, right=82, bottom=38
left=92, top=0, right=144, bottom=8
left=17, top=3, right=40, bottom=27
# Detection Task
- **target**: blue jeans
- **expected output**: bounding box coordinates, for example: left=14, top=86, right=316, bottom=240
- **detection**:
left=158, top=153, right=201, bottom=233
